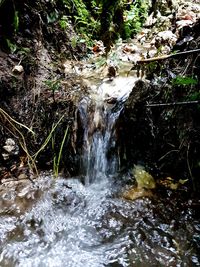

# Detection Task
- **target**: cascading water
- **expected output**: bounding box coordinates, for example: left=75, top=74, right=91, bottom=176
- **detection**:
left=0, top=76, right=200, bottom=267
left=78, top=77, right=138, bottom=186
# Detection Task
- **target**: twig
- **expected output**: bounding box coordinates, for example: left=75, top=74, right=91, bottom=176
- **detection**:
left=32, top=115, right=64, bottom=159
left=136, top=48, right=200, bottom=64
left=187, top=143, right=195, bottom=192
left=0, top=108, right=35, bottom=135
left=158, top=149, right=179, bottom=162
left=146, top=100, right=199, bottom=108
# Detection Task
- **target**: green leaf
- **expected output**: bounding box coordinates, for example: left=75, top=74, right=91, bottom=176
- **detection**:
left=188, top=92, right=200, bottom=101
left=172, top=76, right=198, bottom=86
left=6, top=39, right=17, bottom=53
left=13, top=10, right=19, bottom=32
left=47, top=11, right=59, bottom=23
left=44, top=79, right=60, bottom=92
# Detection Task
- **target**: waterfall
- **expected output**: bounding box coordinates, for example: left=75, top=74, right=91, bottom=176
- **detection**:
left=78, top=77, right=137, bottom=185
left=1, top=74, right=198, bottom=267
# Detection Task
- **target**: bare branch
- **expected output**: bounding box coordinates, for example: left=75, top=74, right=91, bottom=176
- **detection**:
left=136, top=49, right=200, bottom=64
left=146, top=100, right=200, bottom=108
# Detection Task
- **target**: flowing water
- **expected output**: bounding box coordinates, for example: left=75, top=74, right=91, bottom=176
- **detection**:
left=0, top=77, right=200, bottom=267
left=79, top=77, right=136, bottom=185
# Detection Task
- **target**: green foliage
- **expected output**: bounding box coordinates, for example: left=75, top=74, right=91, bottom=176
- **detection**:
left=57, top=0, right=150, bottom=47
left=5, top=39, right=31, bottom=55
left=123, top=0, right=149, bottom=39
left=59, top=15, right=69, bottom=30
left=71, top=36, right=77, bottom=48
left=70, top=35, right=89, bottom=49
left=188, top=91, right=200, bottom=101
left=6, top=39, right=17, bottom=53
left=44, top=79, right=61, bottom=102
left=94, top=56, right=107, bottom=68
left=53, top=126, right=69, bottom=178
left=147, top=62, right=158, bottom=72
left=47, top=10, right=59, bottom=23
left=44, top=79, right=60, bottom=92
left=172, top=76, right=198, bottom=86
left=18, top=47, right=31, bottom=56
left=62, top=0, right=100, bottom=42
left=13, top=10, right=19, bottom=32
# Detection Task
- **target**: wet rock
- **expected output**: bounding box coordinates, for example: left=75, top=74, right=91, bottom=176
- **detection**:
left=0, top=179, right=42, bottom=216
left=2, top=138, right=19, bottom=160
left=92, top=41, right=105, bottom=54
left=123, top=186, right=154, bottom=201
left=153, top=30, right=177, bottom=49
left=18, top=173, right=28, bottom=180
left=122, top=165, right=156, bottom=201
left=133, top=165, right=156, bottom=190
left=122, top=44, right=137, bottom=54
left=124, top=79, right=150, bottom=110
left=12, top=65, right=24, bottom=75
left=3, top=138, right=16, bottom=153
left=144, top=12, right=158, bottom=27
left=176, top=20, right=193, bottom=29
left=105, top=97, right=118, bottom=104
left=2, top=153, right=9, bottom=160
left=107, top=65, right=117, bottom=79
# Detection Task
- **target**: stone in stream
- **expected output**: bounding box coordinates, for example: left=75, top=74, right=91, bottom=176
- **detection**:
left=105, top=97, right=118, bottom=104
left=123, top=186, right=154, bottom=201
left=107, top=65, right=117, bottom=79
left=133, top=165, right=156, bottom=189
left=123, top=165, right=156, bottom=200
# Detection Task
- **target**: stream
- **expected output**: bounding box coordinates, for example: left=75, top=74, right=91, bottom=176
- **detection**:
left=0, top=74, right=200, bottom=267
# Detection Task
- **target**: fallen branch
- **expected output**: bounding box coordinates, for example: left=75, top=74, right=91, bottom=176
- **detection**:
left=146, top=100, right=200, bottom=108
left=187, top=142, right=196, bottom=192
left=136, top=48, right=200, bottom=64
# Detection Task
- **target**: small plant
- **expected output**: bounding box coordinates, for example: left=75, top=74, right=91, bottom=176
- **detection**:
left=44, top=79, right=61, bottom=102
left=13, top=10, right=19, bottom=32
left=188, top=91, right=200, bottom=101
left=47, top=10, right=59, bottom=23
left=6, top=39, right=17, bottom=53
left=59, top=15, right=69, bottom=30
left=71, top=36, right=77, bottom=49
left=32, top=115, right=70, bottom=177
left=53, top=126, right=69, bottom=178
